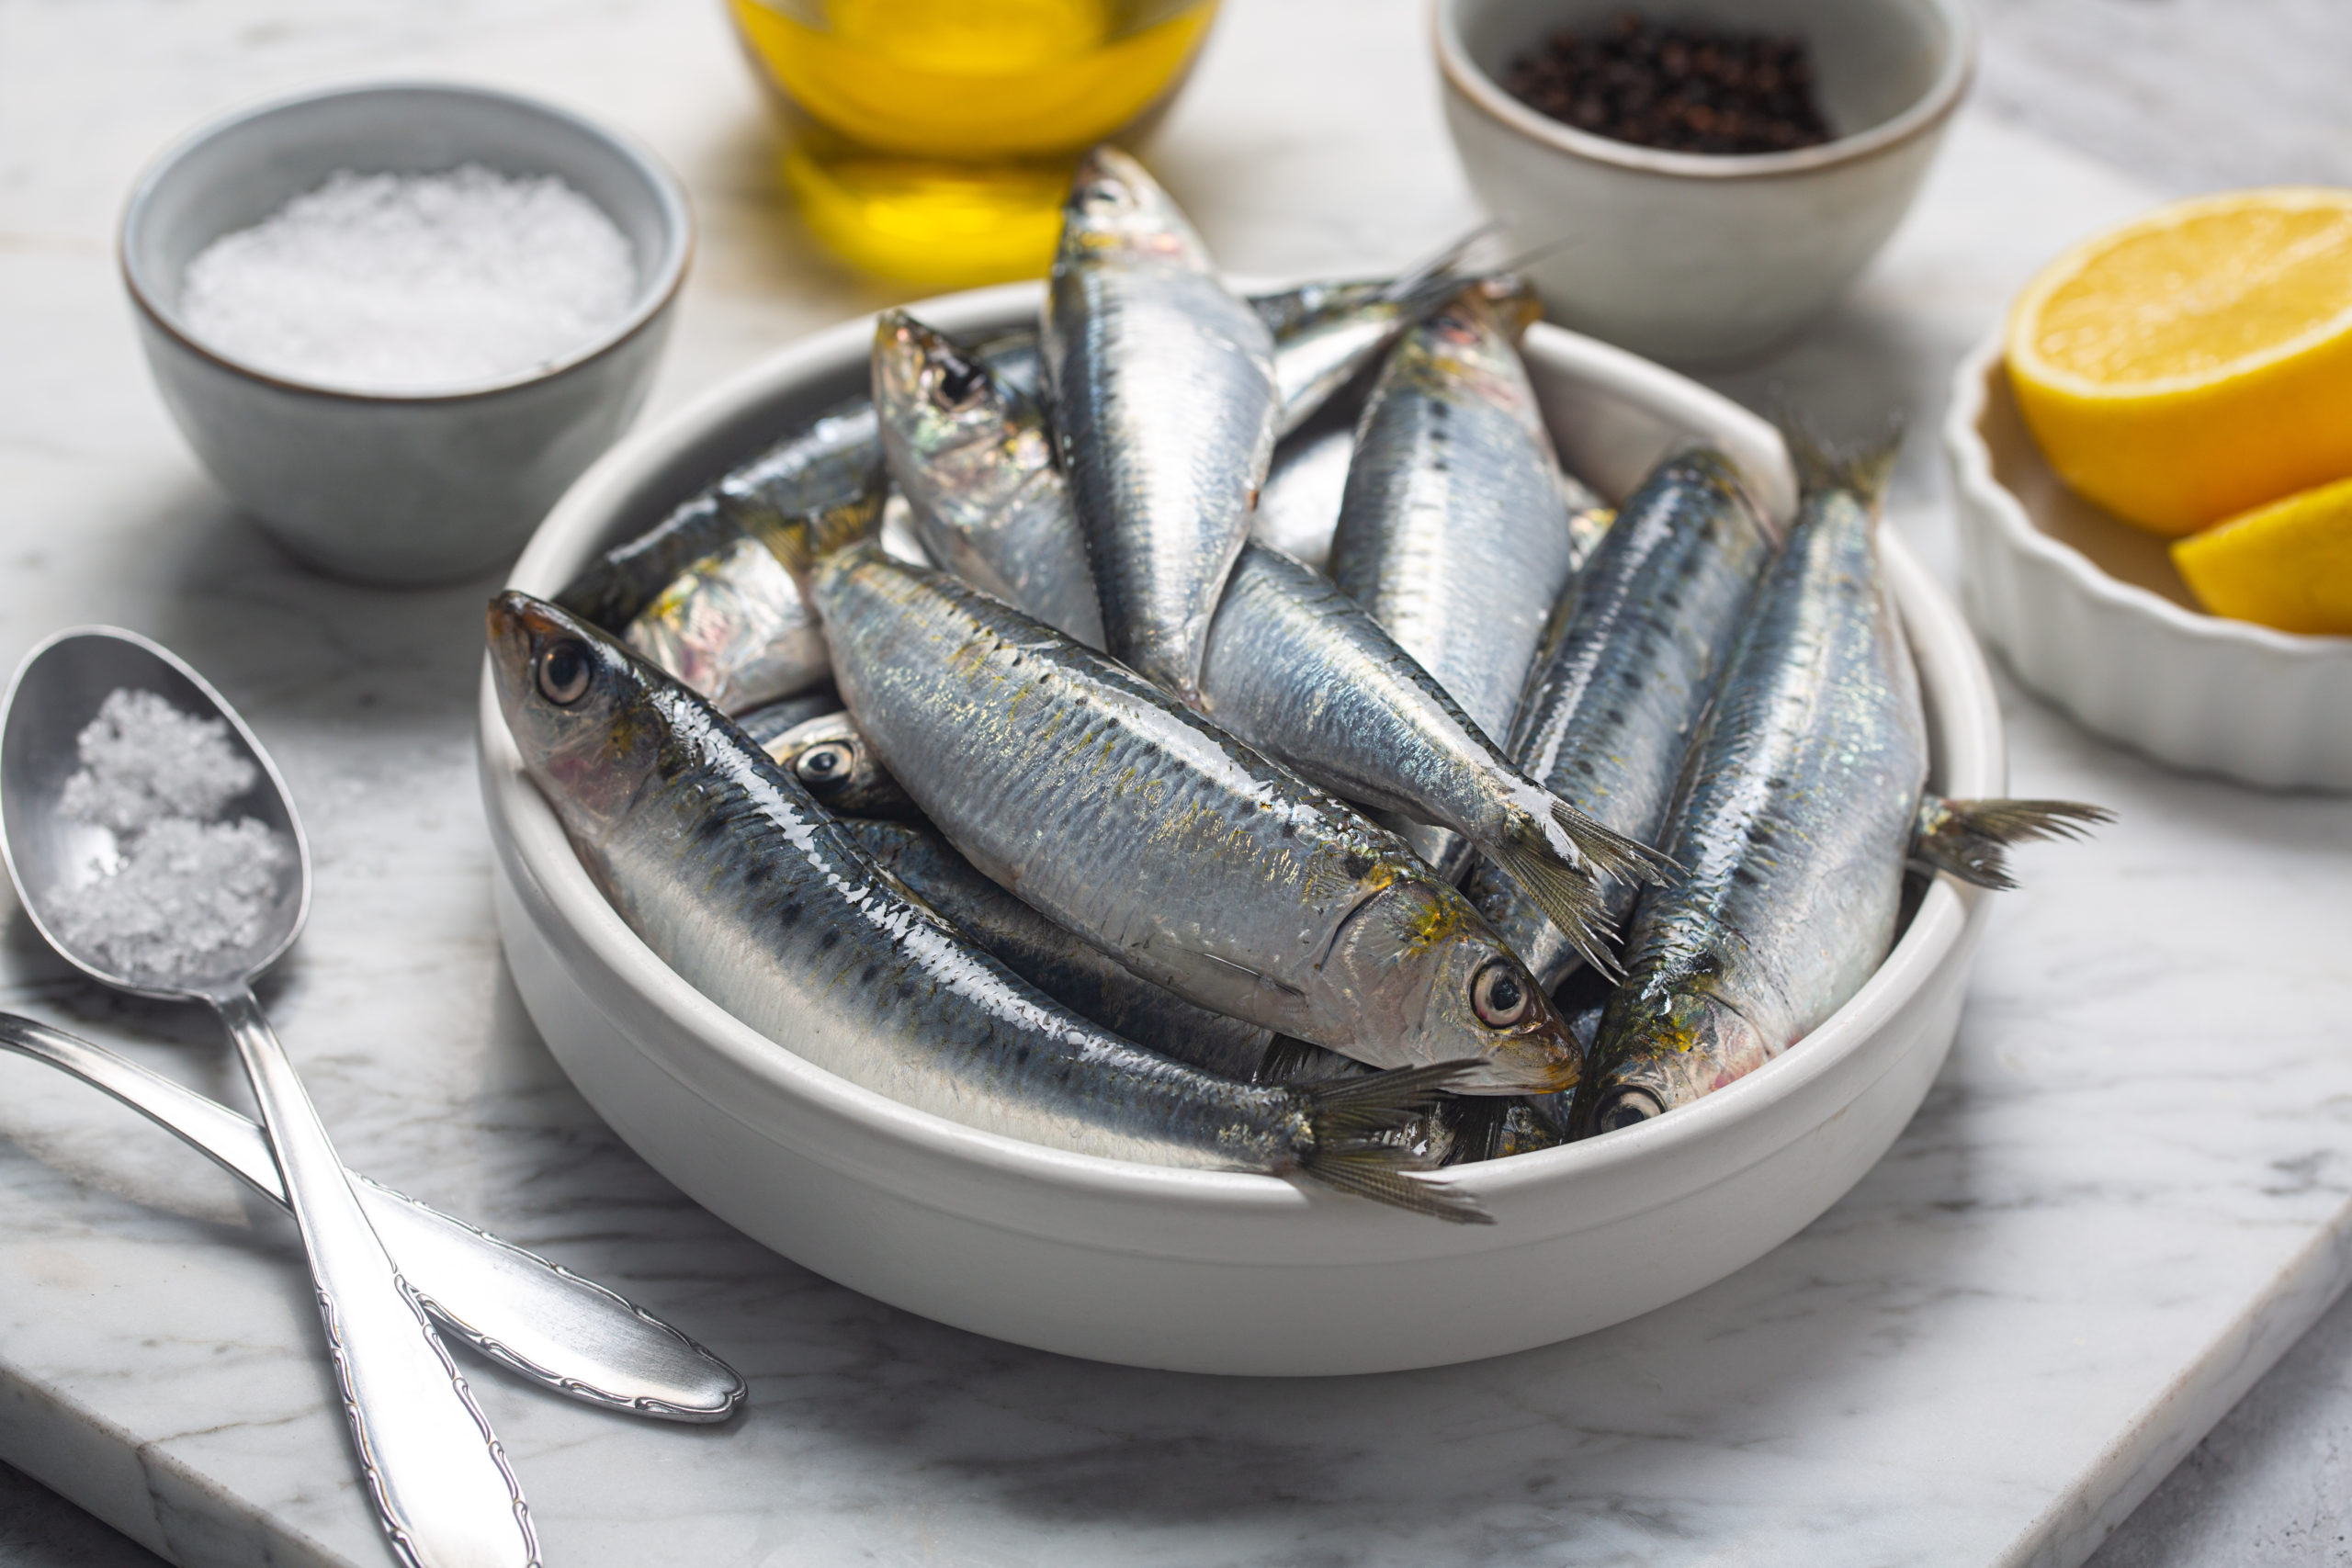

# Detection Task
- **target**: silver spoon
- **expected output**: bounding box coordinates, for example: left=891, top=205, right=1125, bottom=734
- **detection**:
left=0, top=627, right=536, bottom=1568
left=0, top=1010, right=744, bottom=1423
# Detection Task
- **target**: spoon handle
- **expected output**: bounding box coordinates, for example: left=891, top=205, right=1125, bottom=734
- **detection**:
left=210, top=987, right=537, bottom=1568
left=0, top=1012, right=744, bottom=1423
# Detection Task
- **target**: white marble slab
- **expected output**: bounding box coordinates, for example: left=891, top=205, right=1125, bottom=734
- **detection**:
left=0, top=2, right=2346, bottom=1566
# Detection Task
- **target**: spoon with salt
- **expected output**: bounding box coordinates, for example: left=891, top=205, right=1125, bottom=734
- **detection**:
left=0, top=627, right=537, bottom=1568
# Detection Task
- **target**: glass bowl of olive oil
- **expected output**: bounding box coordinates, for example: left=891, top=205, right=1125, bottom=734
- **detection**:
left=728, top=0, right=1220, bottom=285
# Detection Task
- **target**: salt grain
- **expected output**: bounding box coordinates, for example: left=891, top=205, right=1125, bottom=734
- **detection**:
left=57, top=689, right=257, bottom=832
left=44, top=688, right=288, bottom=982
left=178, top=164, right=639, bottom=395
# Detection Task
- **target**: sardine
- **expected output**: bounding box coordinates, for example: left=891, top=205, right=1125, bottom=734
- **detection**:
left=842, top=817, right=1276, bottom=1082
left=488, top=591, right=1487, bottom=1223
left=763, top=711, right=918, bottom=819
left=1575, top=434, right=2109, bottom=1134
left=1200, top=543, right=1662, bottom=971
left=1044, top=146, right=1279, bottom=705
left=776, top=535, right=1584, bottom=1094
left=1464, top=449, right=1776, bottom=990
left=1327, top=279, right=1580, bottom=743
left=620, top=468, right=883, bottom=714
left=873, top=312, right=1107, bottom=648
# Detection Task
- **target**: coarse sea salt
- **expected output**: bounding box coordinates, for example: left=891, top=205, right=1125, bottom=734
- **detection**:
left=177, top=164, right=638, bottom=395
left=44, top=688, right=288, bottom=982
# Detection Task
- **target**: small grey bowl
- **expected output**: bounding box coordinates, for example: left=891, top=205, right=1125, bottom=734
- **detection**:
left=1437, top=0, right=1973, bottom=365
left=121, top=82, right=693, bottom=586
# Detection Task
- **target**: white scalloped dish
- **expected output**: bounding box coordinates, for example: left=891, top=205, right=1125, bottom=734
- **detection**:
left=1947, top=335, right=2352, bottom=792
left=480, top=282, right=2007, bottom=1375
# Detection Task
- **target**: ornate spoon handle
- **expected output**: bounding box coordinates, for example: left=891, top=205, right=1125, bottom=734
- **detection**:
left=0, top=1011, right=743, bottom=1422
left=209, top=985, right=537, bottom=1568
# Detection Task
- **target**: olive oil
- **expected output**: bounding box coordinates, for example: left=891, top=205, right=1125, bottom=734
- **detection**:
left=728, top=0, right=1218, bottom=285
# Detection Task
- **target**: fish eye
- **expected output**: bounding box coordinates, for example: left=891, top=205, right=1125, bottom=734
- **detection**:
left=1470, top=960, right=1531, bottom=1028
left=934, top=355, right=987, bottom=406
left=1594, top=1087, right=1664, bottom=1133
left=794, top=741, right=855, bottom=786
left=535, top=640, right=593, bottom=705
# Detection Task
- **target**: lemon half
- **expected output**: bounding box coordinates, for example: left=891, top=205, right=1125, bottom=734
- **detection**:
left=2006, top=187, right=2352, bottom=536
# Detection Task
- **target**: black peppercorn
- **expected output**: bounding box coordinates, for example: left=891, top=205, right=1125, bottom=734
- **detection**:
left=1501, top=12, right=1834, bottom=156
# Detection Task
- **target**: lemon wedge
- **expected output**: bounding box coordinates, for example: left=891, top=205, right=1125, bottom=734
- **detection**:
left=2172, top=476, right=2352, bottom=636
left=2006, top=187, right=2352, bottom=536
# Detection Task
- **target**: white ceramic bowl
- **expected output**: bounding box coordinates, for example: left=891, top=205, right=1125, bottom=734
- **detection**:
left=1435, top=0, right=1973, bottom=364
left=122, top=83, right=692, bottom=586
left=480, top=284, right=2006, bottom=1375
left=1947, top=336, right=2352, bottom=792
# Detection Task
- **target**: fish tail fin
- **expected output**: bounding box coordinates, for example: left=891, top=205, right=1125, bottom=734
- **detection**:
left=751, top=481, right=887, bottom=584
left=1485, top=806, right=1626, bottom=979
left=1778, top=406, right=1905, bottom=506
left=1299, top=1062, right=1494, bottom=1224
left=1910, top=795, right=2112, bottom=890
left=1383, top=220, right=1506, bottom=303
left=1551, top=798, right=1675, bottom=887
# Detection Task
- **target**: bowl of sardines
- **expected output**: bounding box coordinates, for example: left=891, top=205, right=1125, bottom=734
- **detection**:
left=479, top=149, right=2099, bottom=1375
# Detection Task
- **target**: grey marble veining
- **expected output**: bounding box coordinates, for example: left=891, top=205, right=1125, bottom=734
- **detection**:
left=0, top=2, right=2348, bottom=1566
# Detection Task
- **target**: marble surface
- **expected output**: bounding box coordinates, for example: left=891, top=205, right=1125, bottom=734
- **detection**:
left=0, top=2, right=2348, bottom=1565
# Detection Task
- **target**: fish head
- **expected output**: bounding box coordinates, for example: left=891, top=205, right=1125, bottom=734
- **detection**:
left=1316, top=866, right=1582, bottom=1094
left=764, top=711, right=914, bottom=818
left=1577, top=988, right=1773, bottom=1135
left=487, top=591, right=666, bottom=835
left=874, top=310, right=1006, bottom=447
left=872, top=311, right=1050, bottom=499
left=1057, top=145, right=1211, bottom=271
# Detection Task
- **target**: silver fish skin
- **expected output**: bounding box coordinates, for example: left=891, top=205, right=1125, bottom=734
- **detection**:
left=1200, top=544, right=1663, bottom=972
left=1251, top=278, right=1442, bottom=439
left=842, top=817, right=1277, bottom=1083
left=487, top=592, right=1486, bottom=1221
left=1576, top=437, right=1925, bottom=1134
left=1044, top=145, right=1279, bottom=705
left=1464, top=449, right=1776, bottom=990
left=1251, top=415, right=1356, bottom=570
left=797, top=542, right=1583, bottom=1095
left=873, top=312, right=1108, bottom=649
left=622, top=469, right=883, bottom=714
left=1327, top=282, right=1577, bottom=743
left=763, top=710, right=919, bottom=819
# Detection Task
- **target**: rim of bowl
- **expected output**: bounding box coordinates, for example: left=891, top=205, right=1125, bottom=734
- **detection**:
left=1431, top=0, right=1978, bottom=183
left=118, top=80, right=695, bottom=408
left=482, top=282, right=2003, bottom=1236
left=1945, top=333, right=2352, bottom=661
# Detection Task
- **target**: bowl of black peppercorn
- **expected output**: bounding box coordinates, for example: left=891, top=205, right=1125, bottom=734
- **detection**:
left=1435, top=0, right=1974, bottom=364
